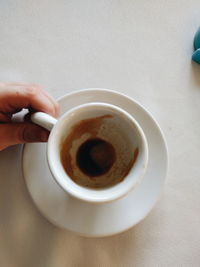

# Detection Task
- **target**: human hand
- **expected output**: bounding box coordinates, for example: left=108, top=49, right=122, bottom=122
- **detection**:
left=0, top=82, right=59, bottom=151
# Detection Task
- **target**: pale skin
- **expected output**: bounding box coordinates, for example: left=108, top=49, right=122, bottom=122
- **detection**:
left=0, top=82, right=59, bottom=151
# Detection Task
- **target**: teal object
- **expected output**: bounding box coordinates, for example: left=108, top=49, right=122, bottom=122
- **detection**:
left=192, top=27, right=200, bottom=64
left=192, top=49, right=200, bottom=64
left=194, top=27, right=200, bottom=50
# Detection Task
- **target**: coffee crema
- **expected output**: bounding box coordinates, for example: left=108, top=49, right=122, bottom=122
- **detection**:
left=60, top=115, right=138, bottom=189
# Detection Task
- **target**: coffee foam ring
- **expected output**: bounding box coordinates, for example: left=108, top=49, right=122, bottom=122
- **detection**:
left=69, top=117, right=136, bottom=188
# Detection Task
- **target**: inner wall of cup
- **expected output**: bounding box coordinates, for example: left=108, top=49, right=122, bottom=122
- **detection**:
left=57, top=106, right=142, bottom=189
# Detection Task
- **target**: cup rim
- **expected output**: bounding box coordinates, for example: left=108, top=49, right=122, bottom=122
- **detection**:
left=47, top=102, right=149, bottom=203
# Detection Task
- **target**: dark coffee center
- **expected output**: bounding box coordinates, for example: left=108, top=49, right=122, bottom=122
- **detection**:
left=76, top=138, right=116, bottom=177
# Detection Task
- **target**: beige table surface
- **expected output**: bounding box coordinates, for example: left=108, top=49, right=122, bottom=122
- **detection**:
left=0, top=1, right=200, bottom=266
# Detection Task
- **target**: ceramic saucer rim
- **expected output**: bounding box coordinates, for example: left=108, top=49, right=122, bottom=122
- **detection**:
left=22, top=88, right=168, bottom=237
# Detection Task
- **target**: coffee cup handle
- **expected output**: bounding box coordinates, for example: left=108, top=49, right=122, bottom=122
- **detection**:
left=31, top=112, right=58, bottom=131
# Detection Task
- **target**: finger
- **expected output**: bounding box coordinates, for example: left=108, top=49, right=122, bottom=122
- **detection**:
left=42, top=90, right=60, bottom=117
left=3, top=82, right=30, bottom=86
left=0, top=83, right=59, bottom=117
left=6, top=83, right=59, bottom=116
left=0, top=112, right=12, bottom=122
left=0, top=122, right=49, bottom=151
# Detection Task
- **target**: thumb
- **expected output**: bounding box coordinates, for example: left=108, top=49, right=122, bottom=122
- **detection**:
left=0, top=122, right=49, bottom=150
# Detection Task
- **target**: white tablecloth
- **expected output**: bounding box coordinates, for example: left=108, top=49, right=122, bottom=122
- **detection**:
left=0, top=1, right=200, bottom=266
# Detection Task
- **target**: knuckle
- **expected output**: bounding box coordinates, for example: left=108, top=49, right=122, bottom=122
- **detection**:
left=25, top=84, right=40, bottom=97
left=17, top=124, right=33, bottom=143
left=17, top=124, right=38, bottom=143
left=30, top=83, right=41, bottom=89
left=17, top=124, right=26, bottom=142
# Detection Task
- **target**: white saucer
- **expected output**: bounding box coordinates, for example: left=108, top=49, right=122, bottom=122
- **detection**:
left=22, top=89, right=168, bottom=237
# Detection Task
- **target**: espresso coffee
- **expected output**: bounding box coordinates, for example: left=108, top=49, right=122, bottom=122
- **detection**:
left=60, top=115, right=138, bottom=189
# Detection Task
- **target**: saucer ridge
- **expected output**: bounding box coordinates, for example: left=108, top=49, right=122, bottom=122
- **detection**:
left=23, top=89, right=168, bottom=237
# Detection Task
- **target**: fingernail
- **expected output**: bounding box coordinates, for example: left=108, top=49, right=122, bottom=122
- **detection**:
left=40, top=130, right=49, bottom=142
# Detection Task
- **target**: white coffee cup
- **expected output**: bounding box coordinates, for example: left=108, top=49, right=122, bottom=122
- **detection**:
left=31, top=103, right=148, bottom=203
